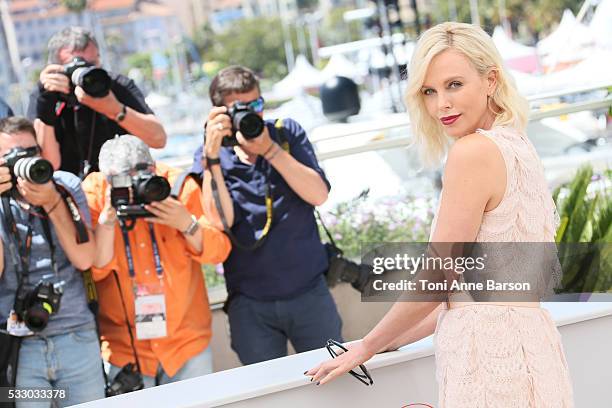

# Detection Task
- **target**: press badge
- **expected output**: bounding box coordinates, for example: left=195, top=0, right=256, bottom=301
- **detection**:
left=6, top=310, right=34, bottom=337
left=134, top=281, right=167, bottom=340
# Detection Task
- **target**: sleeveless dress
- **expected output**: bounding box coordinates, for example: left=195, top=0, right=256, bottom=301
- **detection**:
left=431, top=126, right=574, bottom=407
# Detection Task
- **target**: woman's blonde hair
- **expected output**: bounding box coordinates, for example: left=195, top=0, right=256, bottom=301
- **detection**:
left=405, top=22, right=529, bottom=166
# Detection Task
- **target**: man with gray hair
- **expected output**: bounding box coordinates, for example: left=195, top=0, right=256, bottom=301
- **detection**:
left=27, top=26, right=166, bottom=178
left=82, top=135, right=230, bottom=389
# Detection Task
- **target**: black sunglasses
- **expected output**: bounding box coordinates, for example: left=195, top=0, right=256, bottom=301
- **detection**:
left=325, top=339, right=374, bottom=386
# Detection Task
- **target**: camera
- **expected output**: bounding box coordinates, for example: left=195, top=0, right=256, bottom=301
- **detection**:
left=110, top=164, right=171, bottom=219
left=221, top=102, right=265, bottom=146
left=63, top=57, right=112, bottom=98
left=1, top=147, right=53, bottom=195
left=105, top=363, right=144, bottom=397
left=324, top=244, right=372, bottom=293
left=13, top=278, right=64, bottom=332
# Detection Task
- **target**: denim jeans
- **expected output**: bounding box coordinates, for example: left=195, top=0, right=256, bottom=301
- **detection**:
left=108, top=346, right=213, bottom=388
left=15, top=328, right=105, bottom=408
left=228, top=276, right=343, bottom=365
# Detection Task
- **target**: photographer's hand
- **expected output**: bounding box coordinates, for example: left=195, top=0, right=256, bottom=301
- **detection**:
left=0, top=160, right=13, bottom=196
left=16, top=178, right=60, bottom=208
left=18, top=178, right=95, bottom=270
left=205, top=107, right=232, bottom=159
left=75, top=87, right=122, bottom=119
left=236, top=126, right=274, bottom=157
left=39, top=64, right=71, bottom=94
left=145, top=198, right=202, bottom=253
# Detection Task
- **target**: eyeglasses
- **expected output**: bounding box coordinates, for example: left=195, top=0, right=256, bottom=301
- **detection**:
left=325, top=339, right=374, bottom=386
left=245, top=96, right=265, bottom=113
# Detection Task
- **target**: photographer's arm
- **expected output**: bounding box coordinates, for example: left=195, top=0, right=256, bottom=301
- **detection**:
left=201, top=107, right=235, bottom=229
left=18, top=180, right=95, bottom=270
left=93, top=196, right=117, bottom=269
left=236, top=126, right=328, bottom=206
left=265, top=146, right=328, bottom=206
left=74, top=88, right=167, bottom=148
left=202, top=165, right=234, bottom=229
left=33, top=120, right=61, bottom=170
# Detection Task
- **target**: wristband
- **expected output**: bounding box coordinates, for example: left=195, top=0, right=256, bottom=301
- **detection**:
left=263, top=142, right=276, bottom=157
left=183, top=215, right=200, bottom=236
left=265, top=144, right=281, bottom=162
left=44, top=195, right=62, bottom=215
left=205, top=156, right=221, bottom=170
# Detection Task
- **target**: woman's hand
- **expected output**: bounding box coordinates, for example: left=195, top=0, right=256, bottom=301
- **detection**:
left=304, top=341, right=376, bottom=386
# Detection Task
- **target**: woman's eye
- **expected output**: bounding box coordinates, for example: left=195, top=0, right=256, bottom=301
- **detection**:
left=422, top=88, right=435, bottom=96
left=449, top=81, right=462, bottom=88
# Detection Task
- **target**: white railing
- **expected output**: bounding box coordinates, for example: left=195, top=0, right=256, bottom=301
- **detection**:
left=75, top=301, right=612, bottom=407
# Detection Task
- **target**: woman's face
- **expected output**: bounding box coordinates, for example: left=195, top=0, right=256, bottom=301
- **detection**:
left=421, top=49, right=496, bottom=138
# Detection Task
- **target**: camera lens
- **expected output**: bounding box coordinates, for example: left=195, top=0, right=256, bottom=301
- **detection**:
left=23, top=302, right=50, bottom=332
left=138, top=176, right=170, bottom=203
left=234, top=111, right=264, bottom=139
left=72, top=67, right=112, bottom=98
left=13, top=157, right=53, bottom=184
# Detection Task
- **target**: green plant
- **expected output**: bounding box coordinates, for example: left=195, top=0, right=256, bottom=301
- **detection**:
left=318, top=189, right=435, bottom=261
left=203, top=264, right=225, bottom=289
left=553, top=166, right=612, bottom=293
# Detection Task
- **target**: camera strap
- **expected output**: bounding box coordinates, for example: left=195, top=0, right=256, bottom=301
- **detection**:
left=1, top=197, right=35, bottom=282
left=112, top=271, right=143, bottom=374
left=53, top=183, right=89, bottom=244
left=315, top=210, right=343, bottom=256
left=211, top=176, right=273, bottom=251
left=73, top=108, right=97, bottom=179
left=119, top=222, right=164, bottom=281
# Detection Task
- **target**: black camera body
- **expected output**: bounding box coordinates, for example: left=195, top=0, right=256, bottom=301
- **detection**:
left=63, top=57, right=112, bottom=98
left=14, top=279, right=64, bottom=332
left=221, top=102, right=265, bottom=147
left=324, top=244, right=372, bottom=293
left=105, top=363, right=144, bottom=397
left=110, top=165, right=171, bottom=219
left=1, top=147, right=54, bottom=196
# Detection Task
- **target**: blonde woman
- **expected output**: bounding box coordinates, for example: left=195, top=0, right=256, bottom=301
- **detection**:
left=306, top=22, right=574, bottom=407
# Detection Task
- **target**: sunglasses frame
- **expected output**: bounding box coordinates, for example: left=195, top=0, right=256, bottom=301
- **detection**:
left=246, top=96, right=265, bottom=113
left=325, top=339, right=374, bottom=386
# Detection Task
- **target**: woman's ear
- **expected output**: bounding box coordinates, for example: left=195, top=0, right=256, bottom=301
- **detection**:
left=486, top=69, right=498, bottom=96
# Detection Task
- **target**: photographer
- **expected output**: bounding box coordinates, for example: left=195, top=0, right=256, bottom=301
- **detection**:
left=82, top=135, right=231, bottom=389
left=192, top=66, right=343, bottom=365
left=27, top=26, right=166, bottom=178
left=0, top=117, right=104, bottom=406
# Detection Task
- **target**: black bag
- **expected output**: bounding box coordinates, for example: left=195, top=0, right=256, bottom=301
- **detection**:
left=0, top=324, right=22, bottom=408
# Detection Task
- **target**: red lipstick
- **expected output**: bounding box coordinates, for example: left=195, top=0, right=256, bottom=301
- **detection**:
left=440, top=114, right=461, bottom=125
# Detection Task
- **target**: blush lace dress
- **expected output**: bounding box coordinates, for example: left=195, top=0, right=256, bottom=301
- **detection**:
left=431, top=126, right=574, bottom=407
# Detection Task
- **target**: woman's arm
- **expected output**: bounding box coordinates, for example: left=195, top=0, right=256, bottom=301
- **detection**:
left=306, top=133, right=506, bottom=385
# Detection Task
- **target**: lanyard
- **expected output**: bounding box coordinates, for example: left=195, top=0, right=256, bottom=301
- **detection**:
left=119, top=221, right=164, bottom=282
left=1, top=197, right=59, bottom=283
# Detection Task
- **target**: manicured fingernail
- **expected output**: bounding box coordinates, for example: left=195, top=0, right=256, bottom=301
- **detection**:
left=310, top=378, right=313, bottom=382
left=303, top=371, right=308, bottom=375
left=315, top=381, right=320, bottom=386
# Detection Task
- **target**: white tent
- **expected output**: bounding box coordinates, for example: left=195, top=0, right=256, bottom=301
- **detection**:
left=492, top=26, right=539, bottom=72
left=513, top=51, right=612, bottom=96
left=538, top=9, right=595, bottom=65
left=321, top=53, right=364, bottom=82
left=271, top=55, right=324, bottom=100
left=590, top=0, right=612, bottom=49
